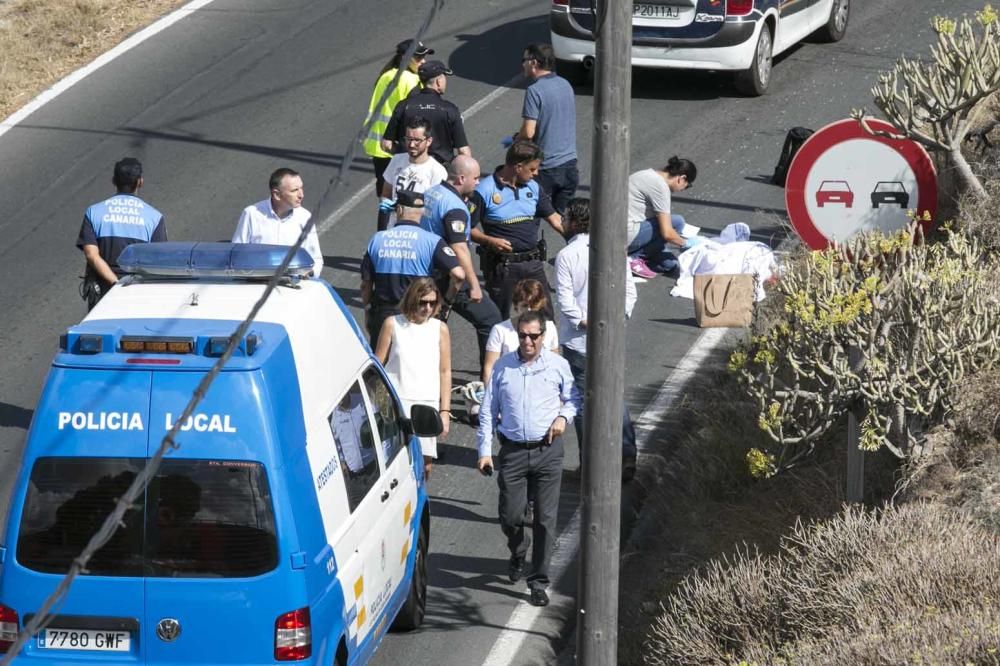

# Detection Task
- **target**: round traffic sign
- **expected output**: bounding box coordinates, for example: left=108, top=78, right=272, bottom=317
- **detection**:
left=785, top=118, right=937, bottom=250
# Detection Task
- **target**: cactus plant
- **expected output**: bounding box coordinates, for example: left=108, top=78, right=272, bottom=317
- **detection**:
left=731, top=225, right=1000, bottom=475
left=852, top=5, right=1000, bottom=198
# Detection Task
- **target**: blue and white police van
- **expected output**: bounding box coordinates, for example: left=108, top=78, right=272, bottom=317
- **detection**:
left=0, top=242, right=438, bottom=665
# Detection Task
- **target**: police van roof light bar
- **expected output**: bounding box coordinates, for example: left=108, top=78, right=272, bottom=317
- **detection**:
left=117, top=242, right=314, bottom=279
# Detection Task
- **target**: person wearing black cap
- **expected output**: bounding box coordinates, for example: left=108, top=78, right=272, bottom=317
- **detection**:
left=363, top=39, right=434, bottom=199
left=382, top=59, right=471, bottom=166
left=76, top=157, right=166, bottom=309
left=361, top=189, right=465, bottom=343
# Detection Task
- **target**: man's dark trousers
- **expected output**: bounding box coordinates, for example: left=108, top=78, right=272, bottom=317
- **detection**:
left=448, top=287, right=502, bottom=369
left=562, top=346, right=637, bottom=462
left=483, top=258, right=551, bottom=320
left=366, top=303, right=399, bottom=344
left=535, top=159, right=579, bottom=214
left=496, top=436, right=563, bottom=590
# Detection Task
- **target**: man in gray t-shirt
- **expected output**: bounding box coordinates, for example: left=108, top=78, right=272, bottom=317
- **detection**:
left=627, top=162, right=702, bottom=277
left=518, top=43, right=578, bottom=214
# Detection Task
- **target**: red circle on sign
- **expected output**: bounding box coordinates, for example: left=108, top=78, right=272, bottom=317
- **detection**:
left=785, top=118, right=937, bottom=250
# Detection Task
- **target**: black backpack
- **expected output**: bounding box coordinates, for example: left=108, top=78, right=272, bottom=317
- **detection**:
left=771, top=127, right=813, bottom=187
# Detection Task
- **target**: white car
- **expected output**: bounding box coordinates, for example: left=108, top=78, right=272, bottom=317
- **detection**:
left=550, top=0, right=849, bottom=95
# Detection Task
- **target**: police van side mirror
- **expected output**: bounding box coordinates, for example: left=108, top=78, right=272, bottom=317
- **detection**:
left=408, top=404, right=442, bottom=437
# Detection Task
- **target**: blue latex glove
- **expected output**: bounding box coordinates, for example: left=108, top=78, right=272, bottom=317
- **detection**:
left=500, top=135, right=515, bottom=148
left=683, top=235, right=705, bottom=249
left=378, top=197, right=395, bottom=212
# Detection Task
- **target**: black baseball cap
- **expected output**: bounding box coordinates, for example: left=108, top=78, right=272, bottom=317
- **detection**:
left=396, top=39, right=434, bottom=57
left=395, top=190, right=425, bottom=208
left=418, top=60, right=453, bottom=82
left=113, top=157, right=142, bottom=181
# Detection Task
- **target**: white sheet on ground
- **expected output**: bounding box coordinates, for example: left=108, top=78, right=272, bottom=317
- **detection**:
left=671, top=223, right=776, bottom=301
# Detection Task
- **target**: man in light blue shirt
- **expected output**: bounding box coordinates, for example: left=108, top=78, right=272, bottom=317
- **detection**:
left=477, top=311, right=579, bottom=607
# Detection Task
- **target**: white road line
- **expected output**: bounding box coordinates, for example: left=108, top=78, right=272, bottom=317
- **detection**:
left=481, top=326, right=729, bottom=666
left=315, top=74, right=524, bottom=237
left=0, top=0, right=219, bottom=142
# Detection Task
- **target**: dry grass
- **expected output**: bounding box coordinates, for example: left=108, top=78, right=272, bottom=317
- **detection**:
left=645, top=503, right=1000, bottom=666
left=0, top=0, right=186, bottom=120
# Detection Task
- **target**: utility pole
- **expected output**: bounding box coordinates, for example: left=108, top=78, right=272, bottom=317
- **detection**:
left=576, top=0, right=632, bottom=662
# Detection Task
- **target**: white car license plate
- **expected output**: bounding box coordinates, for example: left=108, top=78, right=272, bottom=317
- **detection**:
left=633, top=3, right=681, bottom=19
left=38, top=628, right=131, bottom=652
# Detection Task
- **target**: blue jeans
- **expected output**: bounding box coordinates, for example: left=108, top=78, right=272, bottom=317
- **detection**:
left=562, top=346, right=637, bottom=462
left=627, top=214, right=686, bottom=273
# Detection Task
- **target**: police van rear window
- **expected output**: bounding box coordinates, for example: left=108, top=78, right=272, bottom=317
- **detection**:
left=17, top=458, right=278, bottom=578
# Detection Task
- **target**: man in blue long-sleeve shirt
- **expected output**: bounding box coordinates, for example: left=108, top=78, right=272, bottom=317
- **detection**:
left=477, top=310, right=579, bottom=607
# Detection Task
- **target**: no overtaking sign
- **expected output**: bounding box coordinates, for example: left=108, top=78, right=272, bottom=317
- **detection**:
left=785, top=118, right=937, bottom=250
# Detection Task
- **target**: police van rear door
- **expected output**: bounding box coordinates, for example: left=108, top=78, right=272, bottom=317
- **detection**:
left=141, top=370, right=292, bottom=665
left=4, top=368, right=151, bottom=662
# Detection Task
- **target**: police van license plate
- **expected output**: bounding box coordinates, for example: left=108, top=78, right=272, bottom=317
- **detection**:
left=38, top=628, right=131, bottom=651
left=633, top=3, right=681, bottom=19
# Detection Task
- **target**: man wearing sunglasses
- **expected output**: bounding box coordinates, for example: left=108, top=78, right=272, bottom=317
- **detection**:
left=476, top=310, right=579, bottom=608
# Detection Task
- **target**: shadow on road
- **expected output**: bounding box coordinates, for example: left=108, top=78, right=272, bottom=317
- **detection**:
left=0, top=402, right=33, bottom=430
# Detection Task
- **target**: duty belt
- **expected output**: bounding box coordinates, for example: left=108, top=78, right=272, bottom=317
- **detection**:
left=479, top=239, right=546, bottom=264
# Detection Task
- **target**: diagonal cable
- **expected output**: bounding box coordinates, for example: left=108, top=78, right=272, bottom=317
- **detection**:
left=1, top=1, right=444, bottom=662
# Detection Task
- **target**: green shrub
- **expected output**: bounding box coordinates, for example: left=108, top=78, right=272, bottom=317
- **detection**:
left=731, top=226, right=1000, bottom=476
left=646, top=503, right=1000, bottom=665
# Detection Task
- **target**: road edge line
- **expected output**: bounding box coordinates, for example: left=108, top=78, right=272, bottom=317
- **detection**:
left=480, top=326, right=729, bottom=666
left=0, top=0, right=220, bottom=142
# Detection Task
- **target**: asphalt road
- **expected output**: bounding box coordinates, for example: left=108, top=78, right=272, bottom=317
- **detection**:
left=0, top=0, right=981, bottom=663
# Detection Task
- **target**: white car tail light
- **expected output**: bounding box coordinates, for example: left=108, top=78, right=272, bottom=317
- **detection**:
left=0, top=604, right=19, bottom=653
left=274, top=607, right=311, bottom=661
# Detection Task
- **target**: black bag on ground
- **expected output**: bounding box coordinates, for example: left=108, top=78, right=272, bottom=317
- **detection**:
left=771, top=126, right=813, bottom=187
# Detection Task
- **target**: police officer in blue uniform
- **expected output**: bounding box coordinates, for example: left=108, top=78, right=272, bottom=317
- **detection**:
left=469, top=141, right=564, bottom=319
left=76, top=157, right=166, bottom=309
left=421, top=156, right=501, bottom=375
left=361, top=189, right=465, bottom=342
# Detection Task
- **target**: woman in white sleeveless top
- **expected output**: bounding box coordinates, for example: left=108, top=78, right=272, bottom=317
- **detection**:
left=482, top=278, right=560, bottom=382
left=375, top=278, right=451, bottom=479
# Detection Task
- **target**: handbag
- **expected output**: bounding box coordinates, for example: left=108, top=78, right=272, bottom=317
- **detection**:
left=693, top=273, right=755, bottom=328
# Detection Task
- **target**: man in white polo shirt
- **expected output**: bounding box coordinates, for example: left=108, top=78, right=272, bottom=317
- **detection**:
left=232, top=167, right=324, bottom=275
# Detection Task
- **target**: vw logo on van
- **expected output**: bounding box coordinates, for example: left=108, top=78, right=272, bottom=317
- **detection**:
left=156, top=618, right=181, bottom=642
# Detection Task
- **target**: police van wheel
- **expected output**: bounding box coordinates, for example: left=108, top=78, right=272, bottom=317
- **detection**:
left=815, top=0, right=849, bottom=43
left=391, top=526, right=428, bottom=631
left=734, top=22, right=773, bottom=96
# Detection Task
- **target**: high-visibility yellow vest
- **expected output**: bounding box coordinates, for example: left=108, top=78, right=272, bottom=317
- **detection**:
left=362, top=68, right=421, bottom=159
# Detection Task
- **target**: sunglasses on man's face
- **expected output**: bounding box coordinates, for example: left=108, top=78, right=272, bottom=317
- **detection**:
left=517, top=331, right=542, bottom=341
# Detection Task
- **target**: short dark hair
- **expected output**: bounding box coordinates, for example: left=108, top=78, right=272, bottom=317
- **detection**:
left=663, top=156, right=697, bottom=185
left=505, top=140, right=543, bottom=166
left=564, top=197, right=591, bottom=235
left=113, top=157, right=142, bottom=193
left=523, top=43, right=556, bottom=71
left=515, top=309, right=546, bottom=333
left=269, top=167, right=300, bottom=191
left=405, top=116, right=432, bottom=138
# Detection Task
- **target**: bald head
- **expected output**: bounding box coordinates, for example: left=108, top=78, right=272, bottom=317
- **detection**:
left=448, top=155, right=481, bottom=196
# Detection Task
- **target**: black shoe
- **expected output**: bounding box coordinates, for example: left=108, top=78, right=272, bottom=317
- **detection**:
left=508, top=556, right=526, bottom=583
left=529, top=587, right=549, bottom=607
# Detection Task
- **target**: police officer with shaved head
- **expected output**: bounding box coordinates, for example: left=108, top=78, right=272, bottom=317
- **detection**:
left=420, top=155, right=501, bottom=376
left=361, top=189, right=465, bottom=343
left=77, top=157, right=166, bottom=309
